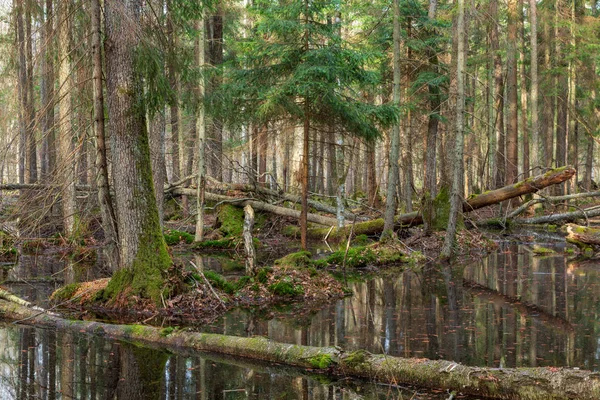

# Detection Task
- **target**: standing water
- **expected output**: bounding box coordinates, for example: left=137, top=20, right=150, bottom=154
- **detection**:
left=0, top=239, right=597, bottom=398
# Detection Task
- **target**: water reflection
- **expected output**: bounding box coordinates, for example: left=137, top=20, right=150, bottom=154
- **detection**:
left=0, top=324, right=457, bottom=399
left=207, top=243, right=600, bottom=370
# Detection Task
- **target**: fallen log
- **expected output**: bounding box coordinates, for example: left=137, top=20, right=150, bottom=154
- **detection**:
left=515, top=206, right=600, bottom=225
left=186, top=176, right=367, bottom=221
left=565, top=224, right=600, bottom=247
left=1, top=298, right=599, bottom=400
left=302, top=167, right=576, bottom=238
left=507, top=190, right=600, bottom=219
left=172, top=188, right=342, bottom=227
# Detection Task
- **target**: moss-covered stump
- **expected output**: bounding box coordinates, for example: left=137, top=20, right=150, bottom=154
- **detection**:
left=2, top=298, right=600, bottom=400
left=566, top=224, right=600, bottom=253
left=164, top=229, right=195, bottom=245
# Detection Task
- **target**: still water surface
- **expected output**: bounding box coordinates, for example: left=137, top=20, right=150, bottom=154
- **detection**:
left=1, top=238, right=599, bottom=398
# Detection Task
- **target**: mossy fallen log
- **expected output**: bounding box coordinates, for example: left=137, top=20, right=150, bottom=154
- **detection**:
left=1, top=298, right=599, bottom=399
left=565, top=224, right=600, bottom=252
left=291, top=167, right=576, bottom=239
left=171, top=188, right=341, bottom=227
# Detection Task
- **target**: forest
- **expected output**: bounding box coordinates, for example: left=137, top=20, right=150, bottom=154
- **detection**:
left=0, top=0, right=600, bottom=398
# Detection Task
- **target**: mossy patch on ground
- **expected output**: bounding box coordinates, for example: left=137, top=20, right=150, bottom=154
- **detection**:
left=164, top=229, right=195, bottom=245
left=532, top=246, right=557, bottom=256
left=275, top=251, right=312, bottom=267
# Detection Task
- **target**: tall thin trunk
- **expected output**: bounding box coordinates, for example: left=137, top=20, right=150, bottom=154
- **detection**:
left=567, top=0, right=578, bottom=193
left=16, top=0, right=26, bottom=185
left=441, top=0, right=466, bottom=259
left=506, top=0, right=519, bottom=185
left=206, top=11, right=223, bottom=181
left=58, top=0, right=76, bottom=236
left=382, top=0, right=401, bottom=236
left=195, top=19, right=207, bottom=242
left=25, top=4, right=37, bottom=183
left=258, top=125, right=268, bottom=186
left=555, top=0, right=567, bottom=194
left=92, top=0, right=119, bottom=270
left=529, top=0, right=540, bottom=173
left=520, top=0, right=529, bottom=180
left=167, top=0, right=180, bottom=183
left=41, top=0, right=56, bottom=180
left=542, top=13, right=554, bottom=168
left=366, top=140, right=378, bottom=206
left=326, top=125, right=337, bottom=196
left=491, top=0, right=505, bottom=189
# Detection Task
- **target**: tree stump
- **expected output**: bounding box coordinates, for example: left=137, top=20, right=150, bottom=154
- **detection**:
left=243, top=204, right=256, bottom=276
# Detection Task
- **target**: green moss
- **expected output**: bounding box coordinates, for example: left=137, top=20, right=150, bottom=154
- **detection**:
left=200, top=270, right=236, bottom=294
left=564, top=248, right=575, bottom=255
left=342, top=350, right=369, bottom=369
left=308, top=353, right=334, bottom=369
left=191, top=238, right=236, bottom=250
left=275, top=251, right=312, bottom=267
left=352, top=234, right=372, bottom=246
left=164, top=229, right=195, bottom=245
left=268, top=276, right=304, bottom=296
left=547, top=225, right=558, bottom=232
left=433, top=186, right=452, bottom=231
left=256, top=267, right=272, bottom=284
left=313, top=246, right=375, bottom=269
left=216, top=204, right=244, bottom=237
left=282, top=225, right=300, bottom=237
left=532, top=246, right=556, bottom=255
left=51, top=283, right=81, bottom=302
left=159, top=326, right=175, bottom=337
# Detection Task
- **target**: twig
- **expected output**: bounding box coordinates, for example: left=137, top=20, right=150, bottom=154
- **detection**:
left=190, top=261, right=227, bottom=309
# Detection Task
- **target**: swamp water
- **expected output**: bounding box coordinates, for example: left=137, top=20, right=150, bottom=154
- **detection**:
left=0, top=236, right=599, bottom=398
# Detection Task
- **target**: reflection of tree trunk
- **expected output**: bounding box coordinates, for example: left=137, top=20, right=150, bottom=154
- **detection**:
left=117, top=344, right=168, bottom=399
left=60, top=332, right=75, bottom=399
left=382, top=280, right=397, bottom=354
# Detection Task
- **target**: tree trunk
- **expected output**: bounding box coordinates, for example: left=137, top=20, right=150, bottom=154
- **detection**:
left=25, top=3, right=37, bottom=184
left=167, top=0, right=180, bottom=184
left=3, top=299, right=600, bottom=400
left=195, top=18, right=207, bottom=242
left=206, top=11, right=223, bottom=181
left=243, top=204, right=256, bottom=276
left=16, top=0, right=26, bottom=185
left=491, top=0, right=505, bottom=189
left=150, top=111, right=166, bottom=227
left=441, top=0, right=466, bottom=259
left=57, top=0, right=76, bottom=236
left=519, top=0, right=529, bottom=180
left=529, top=0, right=540, bottom=173
left=91, top=0, right=119, bottom=271
left=40, top=0, right=56, bottom=181
left=506, top=0, right=519, bottom=186
left=104, top=0, right=171, bottom=304
left=382, top=0, right=401, bottom=237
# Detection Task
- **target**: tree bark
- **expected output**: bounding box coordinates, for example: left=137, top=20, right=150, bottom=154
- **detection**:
left=104, top=0, right=171, bottom=304
left=167, top=0, right=180, bottom=184
left=506, top=0, right=519, bottom=186
left=206, top=11, right=223, bottom=181
left=57, top=0, right=76, bottom=236
left=3, top=299, right=600, bottom=400
left=195, top=18, right=207, bottom=242
left=441, top=0, right=466, bottom=259
left=382, top=0, right=401, bottom=237
left=91, top=0, right=119, bottom=270
left=16, top=0, right=26, bottom=185
left=491, top=0, right=505, bottom=189
left=243, top=205, right=256, bottom=276
left=25, top=3, right=37, bottom=184
left=519, top=0, right=529, bottom=179
left=40, top=0, right=56, bottom=181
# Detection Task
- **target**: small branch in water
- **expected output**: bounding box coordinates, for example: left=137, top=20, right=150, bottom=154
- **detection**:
left=190, top=261, right=227, bottom=309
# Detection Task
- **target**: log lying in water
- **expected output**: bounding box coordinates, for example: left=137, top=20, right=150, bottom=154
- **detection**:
left=565, top=224, right=600, bottom=247
left=1, top=298, right=599, bottom=400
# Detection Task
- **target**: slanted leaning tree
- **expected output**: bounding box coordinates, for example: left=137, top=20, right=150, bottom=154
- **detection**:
left=222, top=0, right=396, bottom=249
left=103, top=0, right=171, bottom=304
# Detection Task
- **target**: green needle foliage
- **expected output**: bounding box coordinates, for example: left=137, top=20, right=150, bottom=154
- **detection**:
left=216, top=0, right=398, bottom=140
